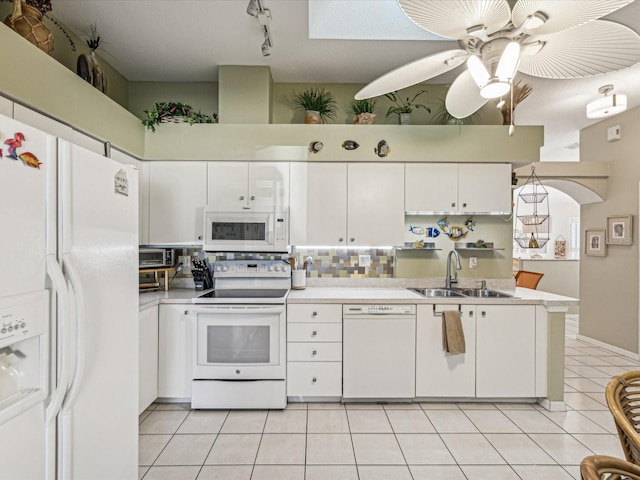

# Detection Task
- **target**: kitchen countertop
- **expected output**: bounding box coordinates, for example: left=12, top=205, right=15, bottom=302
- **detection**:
left=139, top=285, right=578, bottom=309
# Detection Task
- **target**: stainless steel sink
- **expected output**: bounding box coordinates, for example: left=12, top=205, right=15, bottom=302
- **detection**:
left=410, top=288, right=467, bottom=298
left=410, top=287, right=513, bottom=299
left=451, top=288, right=513, bottom=298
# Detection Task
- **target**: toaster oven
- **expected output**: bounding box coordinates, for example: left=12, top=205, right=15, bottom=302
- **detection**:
left=139, top=248, right=174, bottom=268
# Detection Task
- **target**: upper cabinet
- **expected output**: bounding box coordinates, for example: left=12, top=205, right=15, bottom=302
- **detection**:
left=148, top=161, right=207, bottom=245
left=405, top=163, right=511, bottom=215
left=348, top=163, right=405, bottom=246
left=207, top=162, right=289, bottom=212
left=290, top=162, right=348, bottom=246
left=290, top=162, right=405, bottom=246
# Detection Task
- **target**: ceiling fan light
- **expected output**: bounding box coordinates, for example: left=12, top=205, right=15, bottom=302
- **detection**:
left=480, top=79, right=510, bottom=99
left=586, top=93, right=627, bottom=119
left=246, top=0, right=259, bottom=16
left=467, top=55, right=490, bottom=87
left=495, top=42, right=520, bottom=81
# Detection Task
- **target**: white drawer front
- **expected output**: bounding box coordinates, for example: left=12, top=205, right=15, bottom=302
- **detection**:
left=288, top=322, right=342, bottom=342
left=287, top=304, right=342, bottom=323
left=287, top=361, right=342, bottom=397
left=288, top=342, right=342, bottom=362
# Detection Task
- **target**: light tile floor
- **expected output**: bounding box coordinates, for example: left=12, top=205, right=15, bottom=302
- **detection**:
left=139, top=315, right=635, bottom=480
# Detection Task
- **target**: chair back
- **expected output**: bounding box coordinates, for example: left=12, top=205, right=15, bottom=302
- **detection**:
left=605, top=372, right=640, bottom=464
left=515, top=270, right=544, bottom=289
left=581, top=454, right=640, bottom=479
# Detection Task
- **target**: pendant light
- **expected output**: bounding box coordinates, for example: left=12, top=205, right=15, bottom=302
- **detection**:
left=514, top=166, right=550, bottom=249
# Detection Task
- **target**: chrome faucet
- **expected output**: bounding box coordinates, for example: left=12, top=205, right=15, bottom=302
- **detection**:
left=445, top=250, right=462, bottom=288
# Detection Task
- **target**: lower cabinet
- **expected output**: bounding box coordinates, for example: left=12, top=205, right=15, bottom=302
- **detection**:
left=476, top=305, right=536, bottom=397
left=158, top=304, right=193, bottom=400
left=287, top=304, right=342, bottom=398
left=416, top=304, right=476, bottom=397
left=139, top=304, right=158, bottom=414
left=416, top=303, right=537, bottom=399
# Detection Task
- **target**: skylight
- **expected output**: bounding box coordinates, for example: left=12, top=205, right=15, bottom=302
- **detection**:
left=308, top=0, right=447, bottom=41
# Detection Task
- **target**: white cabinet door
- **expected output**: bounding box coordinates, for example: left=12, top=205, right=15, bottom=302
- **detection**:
left=416, top=304, right=476, bottom=397
left=347, top=163, right=405, bottom=246
left=405, top=163, right=457, bottom=213
left=289, top=162, right=347, bottom=245
left=139, top=305, right=158, bottom=414
left=458, top=163, right=511, bottom=214
left=148, top=161, right=207, bottom=244
left=207, top=162, right=249, bottom=211
left=208, top=162, right=289, bottom=211
left=476, top=305, right=536, bottom=397
left=158, top=305, right=192, bottom=399
left=248, top=162, right=289, bottom=211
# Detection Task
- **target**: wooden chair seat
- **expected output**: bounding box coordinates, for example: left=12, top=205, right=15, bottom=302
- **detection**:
left=581, top=454, right=640, bottom=479
left=605, top=371, right=640, bottom=465
left=514, top=270, right=544, bottom=289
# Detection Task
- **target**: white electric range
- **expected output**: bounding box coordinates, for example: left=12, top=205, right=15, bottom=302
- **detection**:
left=190, top=260, right=291, bottom=409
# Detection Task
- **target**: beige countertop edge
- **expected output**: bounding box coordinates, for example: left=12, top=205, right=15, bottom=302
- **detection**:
left=139, top=287, right=578, bottom=309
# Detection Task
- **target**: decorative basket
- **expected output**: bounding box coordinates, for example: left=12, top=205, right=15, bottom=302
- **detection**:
left=4, top=0, right=54, bottom=55
left=160, top=116, right=188, bottom=124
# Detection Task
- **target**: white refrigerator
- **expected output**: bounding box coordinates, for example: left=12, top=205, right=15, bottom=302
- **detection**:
left=0, top=113, right=139, bottom=479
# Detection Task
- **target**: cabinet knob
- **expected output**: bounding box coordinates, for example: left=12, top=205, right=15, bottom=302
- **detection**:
left=469, top=311, right=473, bottom=317
left=184, top=310, right=188, bottom=315
left=312, top=311, right=317, bottom=317
left=481, top=311, right=486, bottom=318
left=250, top=196, right=255, bottom=201
left=312, top=377, right=317, bottom=383
left=451, top=202, right=456, bottom=208
left=239, top=195, right=245, bottom=201
left=311, top=330, right=317, bottom=337
left=350, top=238, right=355, bottom=242
left=338, top=237, right=344, bottom=243
left=198, top=235, right=202, bottom=240
left=462, top=202, right=467, bottom=208
left=236, top=369, right=241, bottom=374
left=312, top=350, right=317, bottom=356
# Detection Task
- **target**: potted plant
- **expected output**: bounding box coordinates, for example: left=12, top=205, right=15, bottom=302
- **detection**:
left=142, top=101, right=218, bottom=132
left=292, top=87, right=337, bottom=124
left=349, top=98, right=378, bottom=125
left=384, top=89, right=431, bottom=125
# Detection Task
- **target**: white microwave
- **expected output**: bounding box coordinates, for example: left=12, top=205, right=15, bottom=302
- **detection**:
left=202, top=207, right=288, bottom=252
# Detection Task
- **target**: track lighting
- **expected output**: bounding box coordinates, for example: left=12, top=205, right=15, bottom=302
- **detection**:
left=247, top=0, right=273, bottom=56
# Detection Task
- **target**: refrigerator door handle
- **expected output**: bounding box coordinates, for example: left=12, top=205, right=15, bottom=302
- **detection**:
left=60, top=254, right=86, bottom=414
left=44, top=255, right=71, bottom=426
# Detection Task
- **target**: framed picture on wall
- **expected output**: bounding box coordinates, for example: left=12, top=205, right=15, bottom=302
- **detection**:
left=607, top=214, right=633, bottom=245
left=585, top=229, right=606, bottom=256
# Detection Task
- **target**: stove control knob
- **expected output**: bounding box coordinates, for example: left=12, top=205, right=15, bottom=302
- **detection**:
left=222, top=265, right=229, bottom=272
left=215, top=265, right=222, bottom=272
left=274, top=265, right=281, bottom=272
left=268, top=265, right=274, bottom=271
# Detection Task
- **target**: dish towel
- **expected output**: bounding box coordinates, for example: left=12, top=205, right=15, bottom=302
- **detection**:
left=442, top=310, right=466, bottom=354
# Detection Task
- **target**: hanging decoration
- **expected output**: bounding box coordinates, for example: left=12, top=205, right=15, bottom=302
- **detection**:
left=514, top=166, right=550, bottom=249
left=554, top=235, right=566, bottom=258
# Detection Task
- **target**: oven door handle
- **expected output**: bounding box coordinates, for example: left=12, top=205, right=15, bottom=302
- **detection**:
left=190, top=305, right=285, bottom=314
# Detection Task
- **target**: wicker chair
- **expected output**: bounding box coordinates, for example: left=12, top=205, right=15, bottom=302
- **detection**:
left=581, top=455, right=640, bottom=479
left=514, top=270, right=544, bottom=289
left=605, top=371, right=640, bottom=465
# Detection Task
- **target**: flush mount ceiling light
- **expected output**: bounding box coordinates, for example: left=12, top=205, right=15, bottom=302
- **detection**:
left=246, top=0, right=273, bottom=57
left=586, top=84, right=627, bottom=119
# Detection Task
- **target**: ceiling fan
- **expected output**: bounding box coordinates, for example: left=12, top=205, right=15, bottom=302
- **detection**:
left=355, top=0, right=640, bottom=119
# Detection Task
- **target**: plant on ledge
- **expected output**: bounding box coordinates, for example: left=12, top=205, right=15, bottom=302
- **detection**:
left=142, top=102, right=218, bottom=132
left=292, top=87, right=337, bottom=124
left=384, top=90, right=431, bottom=116
left=349, top=98, right=378, bottom=124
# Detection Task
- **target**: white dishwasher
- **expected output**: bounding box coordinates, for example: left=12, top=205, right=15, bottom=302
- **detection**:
left=342, top=304, right=416, bottom=401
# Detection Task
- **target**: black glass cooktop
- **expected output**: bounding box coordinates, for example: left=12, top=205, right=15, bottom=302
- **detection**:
left=196, top=289, right=289, bottom=299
